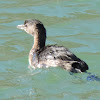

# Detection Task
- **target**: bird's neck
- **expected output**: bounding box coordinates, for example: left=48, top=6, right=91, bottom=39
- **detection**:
left=32, top=29, right=46, bottom=51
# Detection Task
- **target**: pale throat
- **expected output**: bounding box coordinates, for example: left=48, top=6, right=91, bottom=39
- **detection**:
left=31, top=34, right=45, bottom=51
left=32, top=35, right=40, bottom=50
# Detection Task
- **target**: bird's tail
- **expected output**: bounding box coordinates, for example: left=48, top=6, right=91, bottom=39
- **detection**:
left=72, top=60, right=88, bottom=72
left=61, top=60, right=88, bottom=73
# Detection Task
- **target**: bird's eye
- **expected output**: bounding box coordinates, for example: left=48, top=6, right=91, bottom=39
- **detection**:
left=25, top=24, right=27, bottom=27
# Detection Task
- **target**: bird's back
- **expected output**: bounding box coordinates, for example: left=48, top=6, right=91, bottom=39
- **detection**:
left=37, top=45, right=88, bottom=72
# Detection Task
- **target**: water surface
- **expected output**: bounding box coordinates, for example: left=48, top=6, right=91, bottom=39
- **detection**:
left=0, top=0, right=100, bottom=100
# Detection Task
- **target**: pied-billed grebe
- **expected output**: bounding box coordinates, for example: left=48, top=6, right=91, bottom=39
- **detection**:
left=17, top=19, right=88, bottom=73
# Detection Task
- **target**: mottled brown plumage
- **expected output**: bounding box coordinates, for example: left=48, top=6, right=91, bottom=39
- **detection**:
left=17, top=19, right=88, bottom=73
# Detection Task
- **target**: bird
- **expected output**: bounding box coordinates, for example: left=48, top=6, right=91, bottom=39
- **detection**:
left=17, top=19, right=88, bottom=73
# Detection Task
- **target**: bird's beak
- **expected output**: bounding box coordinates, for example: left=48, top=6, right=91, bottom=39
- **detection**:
left=17, top=24, right=25, bottom=30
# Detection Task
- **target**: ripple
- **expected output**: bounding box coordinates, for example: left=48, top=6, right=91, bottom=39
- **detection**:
left=0, top=0, right=100, bottom=99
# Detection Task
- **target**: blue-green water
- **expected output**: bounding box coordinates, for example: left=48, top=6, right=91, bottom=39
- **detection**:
left=0, top=0, right=100, bottom=100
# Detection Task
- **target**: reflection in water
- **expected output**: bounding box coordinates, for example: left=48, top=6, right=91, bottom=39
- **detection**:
left=86, top=72, right=100, bottom=81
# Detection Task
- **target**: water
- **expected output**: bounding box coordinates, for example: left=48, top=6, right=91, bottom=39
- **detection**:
left=0, top=0, right=100, bottom=99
